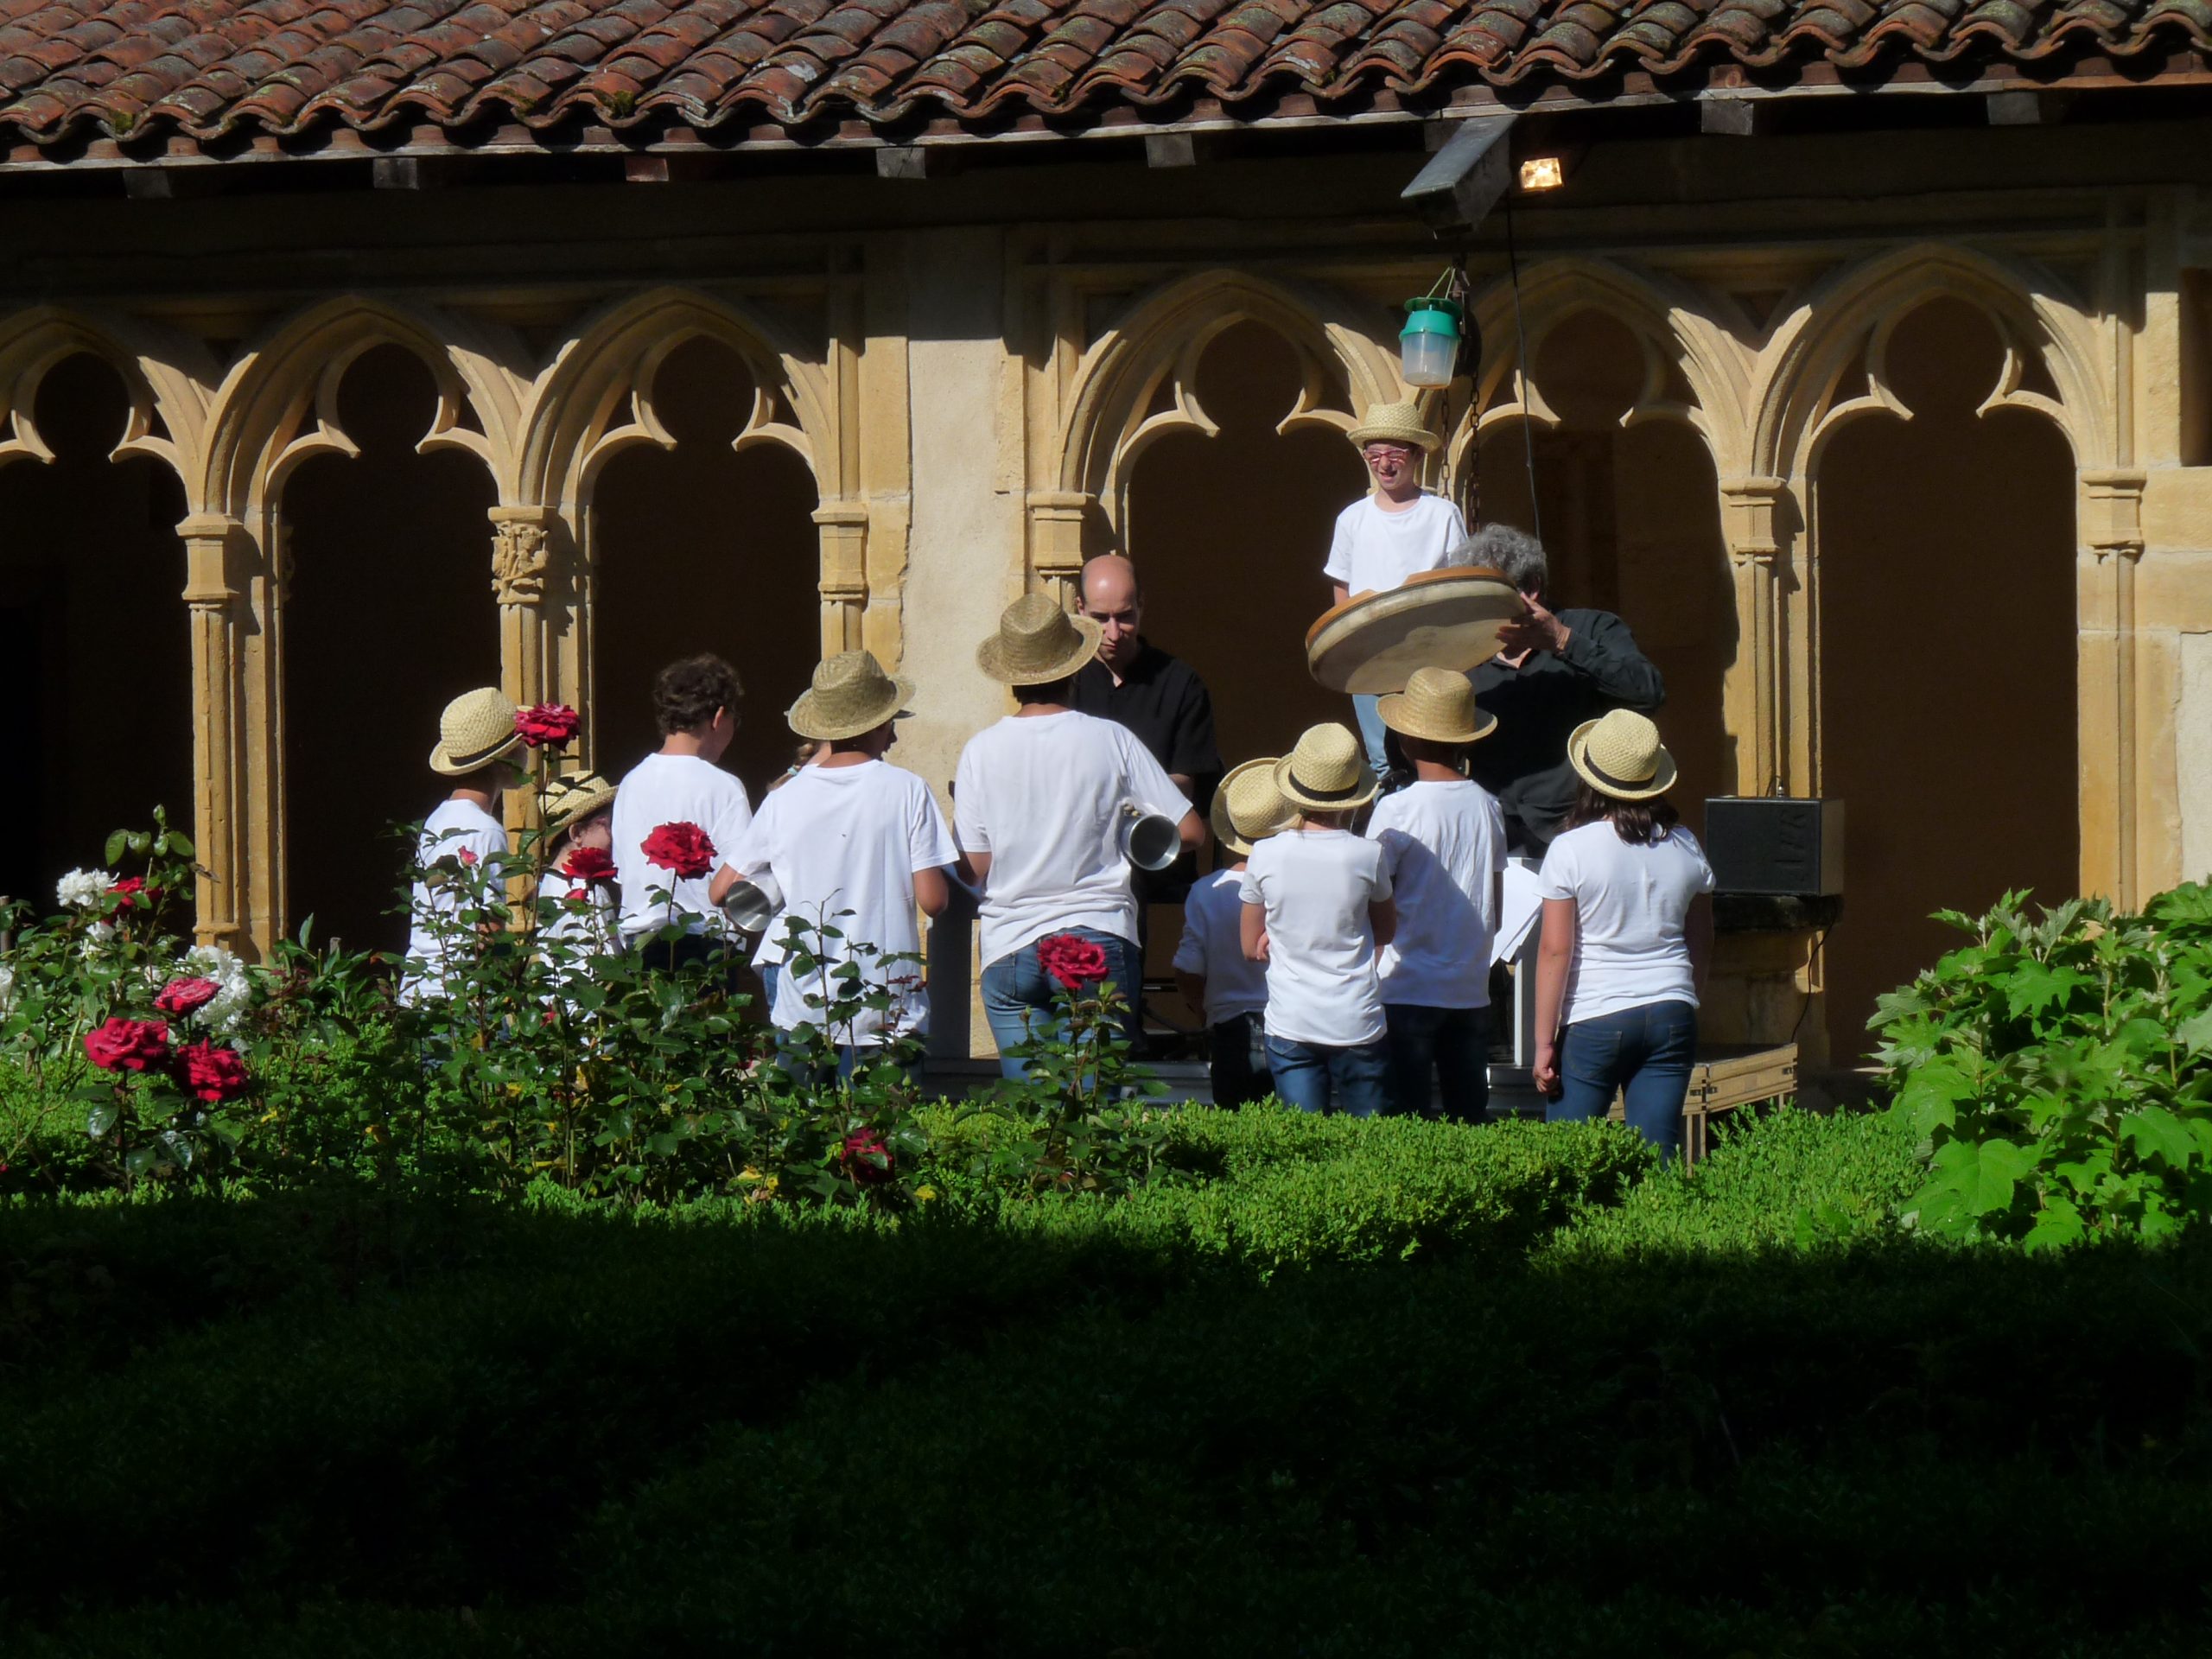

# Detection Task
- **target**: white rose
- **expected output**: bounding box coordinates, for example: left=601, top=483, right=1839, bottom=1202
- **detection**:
left=55, top=868, right=105, bottom=911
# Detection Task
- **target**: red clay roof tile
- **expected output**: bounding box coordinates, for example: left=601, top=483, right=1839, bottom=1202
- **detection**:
left=0, top=0, right=2203, bottom=147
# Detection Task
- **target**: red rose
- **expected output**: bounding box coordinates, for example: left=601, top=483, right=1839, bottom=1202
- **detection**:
left=84, top=1018, right=172, bottom=1073
left=841, top=1128, right=894, bottom=1186
left=641, top=821, right=716, bottom=880
left=1036, top=932, right=1110, bottom=991
left=177, top=1041, right=250, bottom=1104
left=563, top=846, right=618, bottom=885
left=514, top=703, right=582, bottom=748
left=154, top=977, right=221, bottom=1017
left=110, top=877, right=163, bottom=911
left=458, top=849, right=479, bottom=868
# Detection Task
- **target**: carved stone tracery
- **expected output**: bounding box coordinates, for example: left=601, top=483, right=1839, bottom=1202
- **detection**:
left=491, top=519, right=550, bottom=605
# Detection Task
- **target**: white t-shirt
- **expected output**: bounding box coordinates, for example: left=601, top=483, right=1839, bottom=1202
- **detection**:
left=1369, top=779, right=1508, bottom=1009
left=611, top=752, right=754, bottom=939
left=1172, top=867, right=1268, bottom=1025
left=399, top=798, right=509, bottom=1005
left=1237, top=826, right=1393, bottom=1047
left=728, top=760, right=957, bottom=1045
left=1536, top=822, right=1717, bottom=1026
left=954, top=710, right=1191, bottom=968
left=1322, top=493, right=1469, bottom=598
left=537, top=868, right=623, bottom=976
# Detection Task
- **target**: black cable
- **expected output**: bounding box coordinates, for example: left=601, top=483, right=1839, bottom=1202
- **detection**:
left=1789, top=926, right=1832, bottom=1051
left=1503, top=191, right=1541, bottom=547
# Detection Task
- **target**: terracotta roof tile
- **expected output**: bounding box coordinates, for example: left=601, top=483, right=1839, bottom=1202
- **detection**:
left=0, top=0, right=2204, bottom=146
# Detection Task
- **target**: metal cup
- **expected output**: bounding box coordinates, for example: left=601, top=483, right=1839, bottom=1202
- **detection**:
left=1118, top=801, right=1180, bottom=873
left=718, top=871, right=784, bottom=933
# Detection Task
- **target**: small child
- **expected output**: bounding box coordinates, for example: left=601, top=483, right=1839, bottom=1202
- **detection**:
left=1368, top=668, right=1508, bottom=1121
left=537, top=771, right=622, bottom=976
left=1174, top=759, right=1294, bottom=1107
left=399, top=687, right=526, bottom=1006
left=1237, top=723, right=1396, bottom=1116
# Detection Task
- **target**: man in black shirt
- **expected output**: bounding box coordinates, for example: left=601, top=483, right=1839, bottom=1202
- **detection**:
left=1465, top=524, right=1666, bottom=855
left=1069, top=554, right=1223, bottom=813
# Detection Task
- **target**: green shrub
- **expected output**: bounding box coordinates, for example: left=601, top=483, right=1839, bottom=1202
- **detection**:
left=1872, top=883, right=2212, bottom=1249
left=1545, top=1103, right=1920, bottom=1258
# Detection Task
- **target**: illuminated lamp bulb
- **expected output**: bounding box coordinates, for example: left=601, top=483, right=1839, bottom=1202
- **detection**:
left=1518, top=156, right=1567, bottom=192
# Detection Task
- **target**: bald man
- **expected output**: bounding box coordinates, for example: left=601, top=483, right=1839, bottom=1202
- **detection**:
left=1070, top=554, right=1222, bottom=810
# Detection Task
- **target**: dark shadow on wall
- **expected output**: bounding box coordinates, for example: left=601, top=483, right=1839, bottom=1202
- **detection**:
left=283, top=344, right=498, bottom=953
left=591, top=335, right=822, bottom=801
left=1123, top=320, right=1369, bottom=769
left=1817, top=296, right=2077, bottom=1064
left=0, top=353, right=192, bottom=908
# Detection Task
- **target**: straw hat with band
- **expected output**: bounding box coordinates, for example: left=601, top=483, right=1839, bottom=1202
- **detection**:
left=1211, top=757, right=1294, bottom=857
left=1377, top=666, right=1497, bottom=747
left=976, top=591, right=1103, bottom=686
left=1567, top=709, right=1679, bottom=803
left=541, top=771, right=618, bottom=839
left=1272, top=722, right=1380, bottom=814
left=430, top=687, right=524, bottom=777
left=788, top=649, right=914, bottom=742
left=1346, top=400, right=1443, bottom=455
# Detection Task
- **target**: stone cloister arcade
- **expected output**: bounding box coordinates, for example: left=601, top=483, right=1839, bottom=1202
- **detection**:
left=0, top=226, right=2193, bottom=1064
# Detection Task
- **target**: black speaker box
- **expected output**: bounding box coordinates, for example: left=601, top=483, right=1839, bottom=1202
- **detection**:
left=1703, top=798, right=1845, bottom=897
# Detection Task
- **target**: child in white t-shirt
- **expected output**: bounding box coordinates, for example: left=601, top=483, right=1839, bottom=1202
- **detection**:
left=1533, top=710, right=1716, bottom=1159
left=715, top=651, right=957, bottom=1081
left=611, top=655, right=754, bottom=976
left=536, top=771, right=622, bottom=981
left=1324, top=401, right=1470, bottom=772
left=1236, top=723, right=1396, bottom=1117
left=400, top=686, right=526, bottom=1007
left=1367, top=669, right=1509, bottom=1121
left=955, top=593, right=1199, bottom=1081
left=1174, top=758, right=1294, bottom=1108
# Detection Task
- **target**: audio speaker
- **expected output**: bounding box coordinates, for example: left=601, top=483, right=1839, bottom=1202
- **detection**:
left=1702, top=798, right=1845, bottom=897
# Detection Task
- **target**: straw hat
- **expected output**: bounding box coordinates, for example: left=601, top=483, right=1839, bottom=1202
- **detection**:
left=787, top=650, right=914, bottom=741
left=1346, top=400, right=1442, bottom=454
left=541, top=771, right=618, bottom=838
left=1272, top=722, right=1379, bottom=813
left=1567, top=709, right=1679, bottom=802
left=1377, top=667, right=1497, bottom=747
left=1210, top=757, right=1294, bottom=857
left=975, top=591, right=1103, bottom=686
left=429, top=686, right=524, bottom=776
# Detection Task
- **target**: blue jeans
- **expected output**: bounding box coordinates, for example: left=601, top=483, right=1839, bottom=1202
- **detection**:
left=1207, top=1012, right=1273, bottom=1108
left=1383, top=1003, right=1490, bottom=1122
left=980, top=928, right=1141, bottom=1083
left=759, top=962, right=781, bottom=1014
left=1546, top=999, right=1699, bottom=1159
left=1265, top=1033, right=1390, bottom=1117
left=1352, top=693, right=1389, bottom=775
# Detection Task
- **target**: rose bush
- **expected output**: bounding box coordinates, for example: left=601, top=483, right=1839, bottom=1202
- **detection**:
left=84, top=1018, right=171, bottom=1074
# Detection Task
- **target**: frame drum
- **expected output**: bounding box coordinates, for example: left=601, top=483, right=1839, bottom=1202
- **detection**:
left=1304, top=566, right=1524, bottom=695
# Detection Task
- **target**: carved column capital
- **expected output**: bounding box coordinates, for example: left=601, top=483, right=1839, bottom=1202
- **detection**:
left=177, top=512, right=247, bottom=610
left=488, top=506, right=560, bottom=607
left=1027, top=488, right=1092, bottom=606
left=812, top=500, right=871, bottom=605
left=2080, top=468, right=2147, bottom=563
left=1718, top=476, right=1790, bottom=568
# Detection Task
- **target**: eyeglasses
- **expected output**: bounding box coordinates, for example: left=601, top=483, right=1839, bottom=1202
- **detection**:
left=1363, top=444, right=1415, bottom=461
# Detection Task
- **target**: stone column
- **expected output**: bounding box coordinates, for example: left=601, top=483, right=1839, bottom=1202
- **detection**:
left=1718, top=476, right=1792, bottom=796
left=489, top=505, right=562, bottom=850
left=177, top=512, right=270, bottom=956
left=2077, top=467, right=2146, bottom=906
left=1026, top=489, right=1090, bottom=607
left=814, top=500, right=869, bottom=655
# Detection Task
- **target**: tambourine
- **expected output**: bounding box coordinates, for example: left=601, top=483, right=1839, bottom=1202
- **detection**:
left=1304, top=565, right=1524, bottom=696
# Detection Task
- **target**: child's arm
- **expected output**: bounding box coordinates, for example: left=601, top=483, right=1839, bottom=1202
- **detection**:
left=1239, top=901, right=1270, bottom=963
left=1532, top=898, right=1579, bottom=1096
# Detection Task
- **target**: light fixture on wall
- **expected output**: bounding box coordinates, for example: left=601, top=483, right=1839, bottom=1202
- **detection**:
left=1517, top=155, right=1567, bottom=192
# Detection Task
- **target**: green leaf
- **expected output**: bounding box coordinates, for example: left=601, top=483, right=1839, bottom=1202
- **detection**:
left=1931, top=1135, right=2037, bottom=1218
left=2121, top=1106, right=2201, bottom=1169
left=104, top=830, right=128, bottom=868
left=2176, top=1010, right=2212, bottom=1055
left=2022, top=1196, right=2086, bottom=1254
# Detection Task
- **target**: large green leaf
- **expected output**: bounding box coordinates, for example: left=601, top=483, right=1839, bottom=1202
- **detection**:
left=1929, top=1135, right=2037, bottom=1219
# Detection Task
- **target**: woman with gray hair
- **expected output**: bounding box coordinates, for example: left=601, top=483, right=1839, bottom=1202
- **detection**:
left=1465, top=524, right=1667, bottom=855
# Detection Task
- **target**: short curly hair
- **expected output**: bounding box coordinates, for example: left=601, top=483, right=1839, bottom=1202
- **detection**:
left=652, top=654, right=743, bottom=737
left=1460, top=524, right=1547, bottom=595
